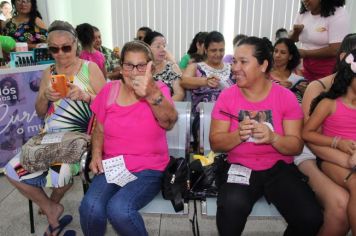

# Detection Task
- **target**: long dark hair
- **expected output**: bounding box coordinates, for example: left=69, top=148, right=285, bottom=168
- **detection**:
left=334, top=33, right=356, bottom=72
left=273, top=38, right=301, bottom=71
left=11, top=0, right=42, bottom=30
left=299, top=0, right=345, bottom=17
left=187, top=32, right=208, bottom=55
left=310, top=49, right=356, bottom=115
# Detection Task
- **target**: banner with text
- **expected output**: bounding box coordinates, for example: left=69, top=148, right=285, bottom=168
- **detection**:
left=0, top=70, right=43, bottom=168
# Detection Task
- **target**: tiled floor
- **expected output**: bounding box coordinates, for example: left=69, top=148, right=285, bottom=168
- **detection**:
left=0, top=174, right=286, bottom=235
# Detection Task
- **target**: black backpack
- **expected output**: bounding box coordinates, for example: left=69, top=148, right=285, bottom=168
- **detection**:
left=161, top=156, right=189, bottom=212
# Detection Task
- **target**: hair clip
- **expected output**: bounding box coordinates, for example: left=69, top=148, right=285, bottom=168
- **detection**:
left=345, top=53, right=356, bottom=73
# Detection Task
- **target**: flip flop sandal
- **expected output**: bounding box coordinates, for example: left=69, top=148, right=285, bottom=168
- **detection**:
left=43, top=214, right=73, bottom=236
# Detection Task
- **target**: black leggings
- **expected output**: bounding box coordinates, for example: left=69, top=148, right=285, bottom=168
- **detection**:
left=216, top=161, right=323, bottom=236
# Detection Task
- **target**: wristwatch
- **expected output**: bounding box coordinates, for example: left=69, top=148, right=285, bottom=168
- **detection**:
left=152, top=93, right=164, bottom=106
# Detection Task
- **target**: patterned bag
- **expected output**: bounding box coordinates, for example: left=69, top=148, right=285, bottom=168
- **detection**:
left=20, top=131, right=90, bottom=173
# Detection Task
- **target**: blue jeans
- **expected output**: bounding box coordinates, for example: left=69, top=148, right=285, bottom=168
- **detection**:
left=79, top=170, right=162, bottom=236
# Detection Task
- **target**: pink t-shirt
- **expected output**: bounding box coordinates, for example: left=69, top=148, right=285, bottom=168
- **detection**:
left=323, top=98, right=356, bottom=140
left=212, top=83, right=303, bottom=170
left=90, top=81, right=172, bottom=172
left=80, top=50, right=106, bottom=71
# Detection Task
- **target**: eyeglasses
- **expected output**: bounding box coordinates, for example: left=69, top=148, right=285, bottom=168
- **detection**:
left=134, top=37, right=143, bottom=40
left=16, top=0, right=31, bottom=4
left=48, top=45, right=73, bottom=54
left=122, top=63, right=147, bottom=72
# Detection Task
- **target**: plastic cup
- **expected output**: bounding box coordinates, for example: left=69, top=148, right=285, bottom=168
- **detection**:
left=51, top=74, right=68, bottom=98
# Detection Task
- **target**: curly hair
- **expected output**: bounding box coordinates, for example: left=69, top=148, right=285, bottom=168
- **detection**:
left=274, top=38, right=301, bottom=71
left=299, top=0, right=345, bottom=17
left=310, top=49, right=356, bottom=115
left=11, top=0, right=42, bottom=31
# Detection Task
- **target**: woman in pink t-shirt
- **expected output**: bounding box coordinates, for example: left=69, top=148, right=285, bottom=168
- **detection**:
left=303, top=49, right=356, bottom=235
left=76, top=23, right=107, bottom=78
left=210, top=37, right=322, bottom=235
left=79, top=41, right=177, bottom=236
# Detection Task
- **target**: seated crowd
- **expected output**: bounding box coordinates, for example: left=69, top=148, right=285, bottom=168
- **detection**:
left=1, top=0, right=356, bottom=236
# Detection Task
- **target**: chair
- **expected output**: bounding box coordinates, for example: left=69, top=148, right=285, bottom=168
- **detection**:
left=197, top=102, right=282, bottom=218
left=80, top=101, right=192, bottom=215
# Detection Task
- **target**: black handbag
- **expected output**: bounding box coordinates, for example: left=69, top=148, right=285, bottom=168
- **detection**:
left=161, top=156, right=189, bottom=212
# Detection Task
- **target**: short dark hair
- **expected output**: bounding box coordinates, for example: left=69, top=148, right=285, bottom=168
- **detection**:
left=138, top=26, right=152, bottom=34
left=187, top=31, right=208, bottom=55
left=232, top=34, right=248, bottom=47
left=238, top=36, right=273, bottom=73
left=275, top=28, right=288, bottom=40
left=143, top=31, right=164, bottom=46
left=120, top=40, right=153, bottom=64
left=300, top=0, right=345, bottom=17
left=76, top=23, right=95, bottom=48
left=204, top=31, right=225, bottom=49
left=274, top=38, right=301, bottom=71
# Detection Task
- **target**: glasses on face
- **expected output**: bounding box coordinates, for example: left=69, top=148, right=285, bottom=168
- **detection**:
left=16, top=0, right=31, bottom=4
left=48, top=45, right=73, bottom=54
left=122, top=63, right=147, bottom=72
left=134, top=36, right=143, bottom=40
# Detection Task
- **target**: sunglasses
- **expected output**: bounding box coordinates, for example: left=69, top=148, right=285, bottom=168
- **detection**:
left=48, top=45, right=73, bottom=54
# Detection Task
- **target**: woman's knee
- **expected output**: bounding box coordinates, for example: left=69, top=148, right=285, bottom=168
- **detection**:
left=217, top=184, right=254, bottom=217
left=79, top=194, right=107, bottom=221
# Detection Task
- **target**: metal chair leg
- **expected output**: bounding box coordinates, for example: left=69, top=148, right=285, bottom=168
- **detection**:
left=29, top=199, right=35, bottom=233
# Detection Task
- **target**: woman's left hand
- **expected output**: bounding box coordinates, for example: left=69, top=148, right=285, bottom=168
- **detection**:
left=251, top=121, right=276, bottom=144
left=67, top=82, right=89, bottom=102
left=132, top=61, right=160, bottom=99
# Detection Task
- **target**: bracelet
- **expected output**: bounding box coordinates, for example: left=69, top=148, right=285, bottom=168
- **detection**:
left=331, top=136, right=341, bottom=149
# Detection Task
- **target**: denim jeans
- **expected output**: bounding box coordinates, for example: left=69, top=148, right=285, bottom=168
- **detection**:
left=79, top=170, right=162, bottom=236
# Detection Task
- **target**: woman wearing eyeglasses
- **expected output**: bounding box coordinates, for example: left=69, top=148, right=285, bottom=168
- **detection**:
left=1, top=0, right=47, bottom=49
left=5, top=20, right=106, bottom=236
left=79, top=40, right=177, bottom=236
left=143, top=31, right=185, bottom=101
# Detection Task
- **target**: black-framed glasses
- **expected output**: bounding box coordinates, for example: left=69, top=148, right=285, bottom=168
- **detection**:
left=122, top=63, right=147, bottom=72
left=48, top=45, right=73, bottom=54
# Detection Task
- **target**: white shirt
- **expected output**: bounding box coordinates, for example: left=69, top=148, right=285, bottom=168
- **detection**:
left=295, top=7, right=350, bottom=50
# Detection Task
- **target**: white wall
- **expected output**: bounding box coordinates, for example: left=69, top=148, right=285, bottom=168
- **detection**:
left=37, top=0, right=112, bottom=49
left=37, top=0, right=355, bottom=60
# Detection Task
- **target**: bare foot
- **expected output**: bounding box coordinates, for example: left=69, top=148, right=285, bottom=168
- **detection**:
left=44, top=202, right=64, bottom=235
